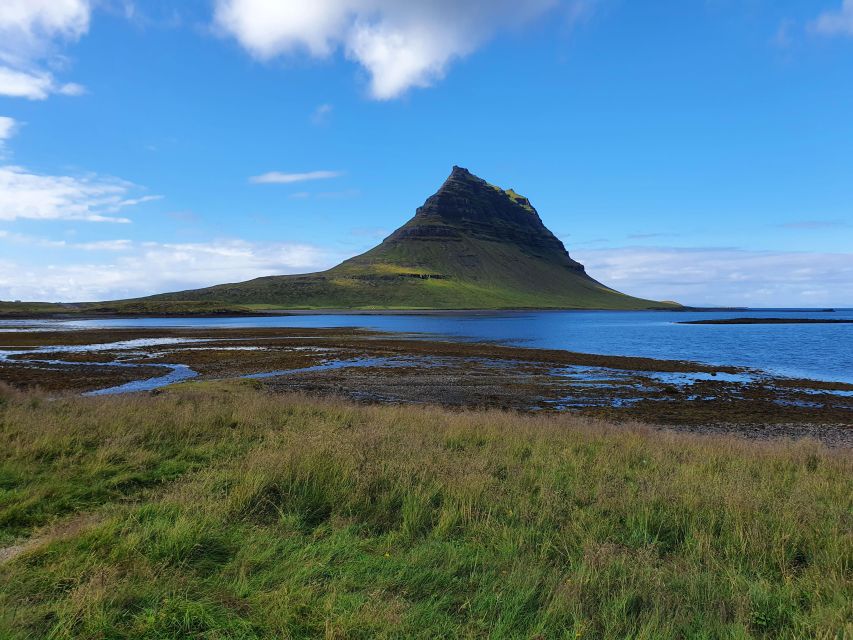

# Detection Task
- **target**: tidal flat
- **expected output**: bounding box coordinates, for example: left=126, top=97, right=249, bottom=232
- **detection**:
left=1, top=326, right=851, bottom=446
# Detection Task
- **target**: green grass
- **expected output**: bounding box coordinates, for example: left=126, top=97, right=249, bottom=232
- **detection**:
left=0, top=300, right=256, bottom=317
left=143, top=238, right=674, bottom=311
left=0, top=301, right=82, bottom=316
left=1, top=381, right=850, bottom=638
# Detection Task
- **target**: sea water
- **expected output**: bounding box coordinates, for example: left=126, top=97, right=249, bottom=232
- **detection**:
left=3, top=309, right=852, bottom=384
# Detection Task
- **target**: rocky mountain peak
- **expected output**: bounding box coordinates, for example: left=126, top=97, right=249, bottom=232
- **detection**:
left=146, top=165, right=672, bottom=310
left=387, top=167, right=584, bottom=271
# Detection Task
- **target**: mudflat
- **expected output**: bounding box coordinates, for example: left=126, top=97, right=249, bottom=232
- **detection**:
left=2, top=326, right=851, bottom=446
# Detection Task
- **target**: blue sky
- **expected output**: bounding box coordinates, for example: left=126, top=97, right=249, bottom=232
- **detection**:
left=1, top=0, right=851, bottom=306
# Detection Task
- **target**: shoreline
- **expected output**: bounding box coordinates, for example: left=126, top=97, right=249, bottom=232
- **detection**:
left=0, top=307, right=708, bottom=320
left=1, top=325, right=850, bottom=447
left=2, top=306, right=844, bottom=322
left=679, top=317, right=853, bottom=325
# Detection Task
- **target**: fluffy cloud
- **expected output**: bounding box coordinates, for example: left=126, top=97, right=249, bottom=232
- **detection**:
left=249, top=170, right=342, bottom=184
left=0, top=165, right=159, bottom=223
left=575, top=247, right=853, bottom=307
left=0, top=70, right=85, bottom=101
left=214, top=0, right=558, bottom=99
left=0, top=0, right=90, bottom=99
left=811, top=0, right=853, bottom=36
left=0, top=239, right=340, bottom=302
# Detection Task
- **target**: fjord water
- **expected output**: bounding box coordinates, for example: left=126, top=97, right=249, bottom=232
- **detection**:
left=6, top=309, right=853, bottom=384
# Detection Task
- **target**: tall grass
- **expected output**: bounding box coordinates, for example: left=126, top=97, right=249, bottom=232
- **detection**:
left=0, top=381, right=850, bottom=638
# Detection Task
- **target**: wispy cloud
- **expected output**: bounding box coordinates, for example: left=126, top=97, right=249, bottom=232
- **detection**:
left=0, top=0, right=90, bottom=99
left=0, top=165, right=159, bottom=223
left=626, top=232, right=680, bottom=240
left=115, top=195, right=163, bottom=208
left=71, top=239, right=133, bottom=252
left=773, top=20, right=795, bottom=48
left=214, top=0, right=560, bottom=99
left=778, top=220, right=850, bottom=230
left=575, top=246, right=853, bottom=307
left=311, top=103, right=333, bottom=125
left=0, top=116, right=17, bottom=152
left=249, top=170, right=343, bottom=185
left=0, top=230, right=131, bottom=251
left=564, top=0, right=599, bottom=28
left=810, top=0, right=853, bottom=37
left=103, top=1, right=185, bottom=30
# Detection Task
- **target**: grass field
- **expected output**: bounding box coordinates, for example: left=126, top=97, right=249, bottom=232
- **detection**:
left=0, top=381, right=850, bottom=638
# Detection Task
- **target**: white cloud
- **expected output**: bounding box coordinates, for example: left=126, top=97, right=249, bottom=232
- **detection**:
left=57, top=81, right=86, bottom=96
left=0, top=165, right=159, bottom=223
left=810, top=0, right=853, bottom=36
left=311, top=103, right=333, bottom=125
left=0, top=0, right=90, bottom=99
left=249, top=170, right=342, bottom=184
left=0, top=68, right=83, bottom=101
left=0, top=116, right=17, bottom=146
left=72, top=239, right=133, bottom=252
left=0, top=0, right=89, bottom=45
left=115, top=194, right=164, bottom=208
left=0, top=67, right=54, bottom=100
left=214, top=0, right=558, bottom=99
left=575, top=247, right=853, bottom=307
left=0, top=230, right=132, bottom=251
left=0, top=230, right=65, bottom=248
left=0, top=239, right=341, bottom=302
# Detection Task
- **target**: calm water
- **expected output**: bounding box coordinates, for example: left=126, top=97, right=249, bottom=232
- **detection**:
left=3, top=309, right=852, bottom=384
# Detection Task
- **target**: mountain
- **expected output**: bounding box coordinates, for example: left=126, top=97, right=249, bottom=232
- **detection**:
left=138, top=166, right=677, bottom=310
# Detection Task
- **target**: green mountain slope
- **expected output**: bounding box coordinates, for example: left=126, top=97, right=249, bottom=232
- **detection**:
left=142, top=167, right=677, bottom=310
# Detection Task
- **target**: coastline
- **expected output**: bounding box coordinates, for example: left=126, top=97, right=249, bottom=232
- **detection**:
left=2, top=325, right=851, bottom=447
left=5, top=306, right=846, bottom=321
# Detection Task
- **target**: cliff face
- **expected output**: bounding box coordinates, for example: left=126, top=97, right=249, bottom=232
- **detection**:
left=143, top=167, right=676, bottom=310
left=340, top=166, right=586, bottom=276
left=380, top=166, right=583, bottom=268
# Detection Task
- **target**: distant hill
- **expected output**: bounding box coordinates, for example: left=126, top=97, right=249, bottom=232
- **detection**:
left=141, top=167, right=676, bottom=311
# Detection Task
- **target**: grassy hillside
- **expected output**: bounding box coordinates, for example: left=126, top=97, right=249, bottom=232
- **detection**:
left=150, top=239, right=666, bottom=310
left=0, top=301, right=83, bottom=316
left=0, top=300, right=258, bottom=318
left=1, top=381, right=849, bottom=638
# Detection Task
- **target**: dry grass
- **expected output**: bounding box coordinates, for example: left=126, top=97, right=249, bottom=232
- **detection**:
left=0, top=380, right=850, bottom=638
